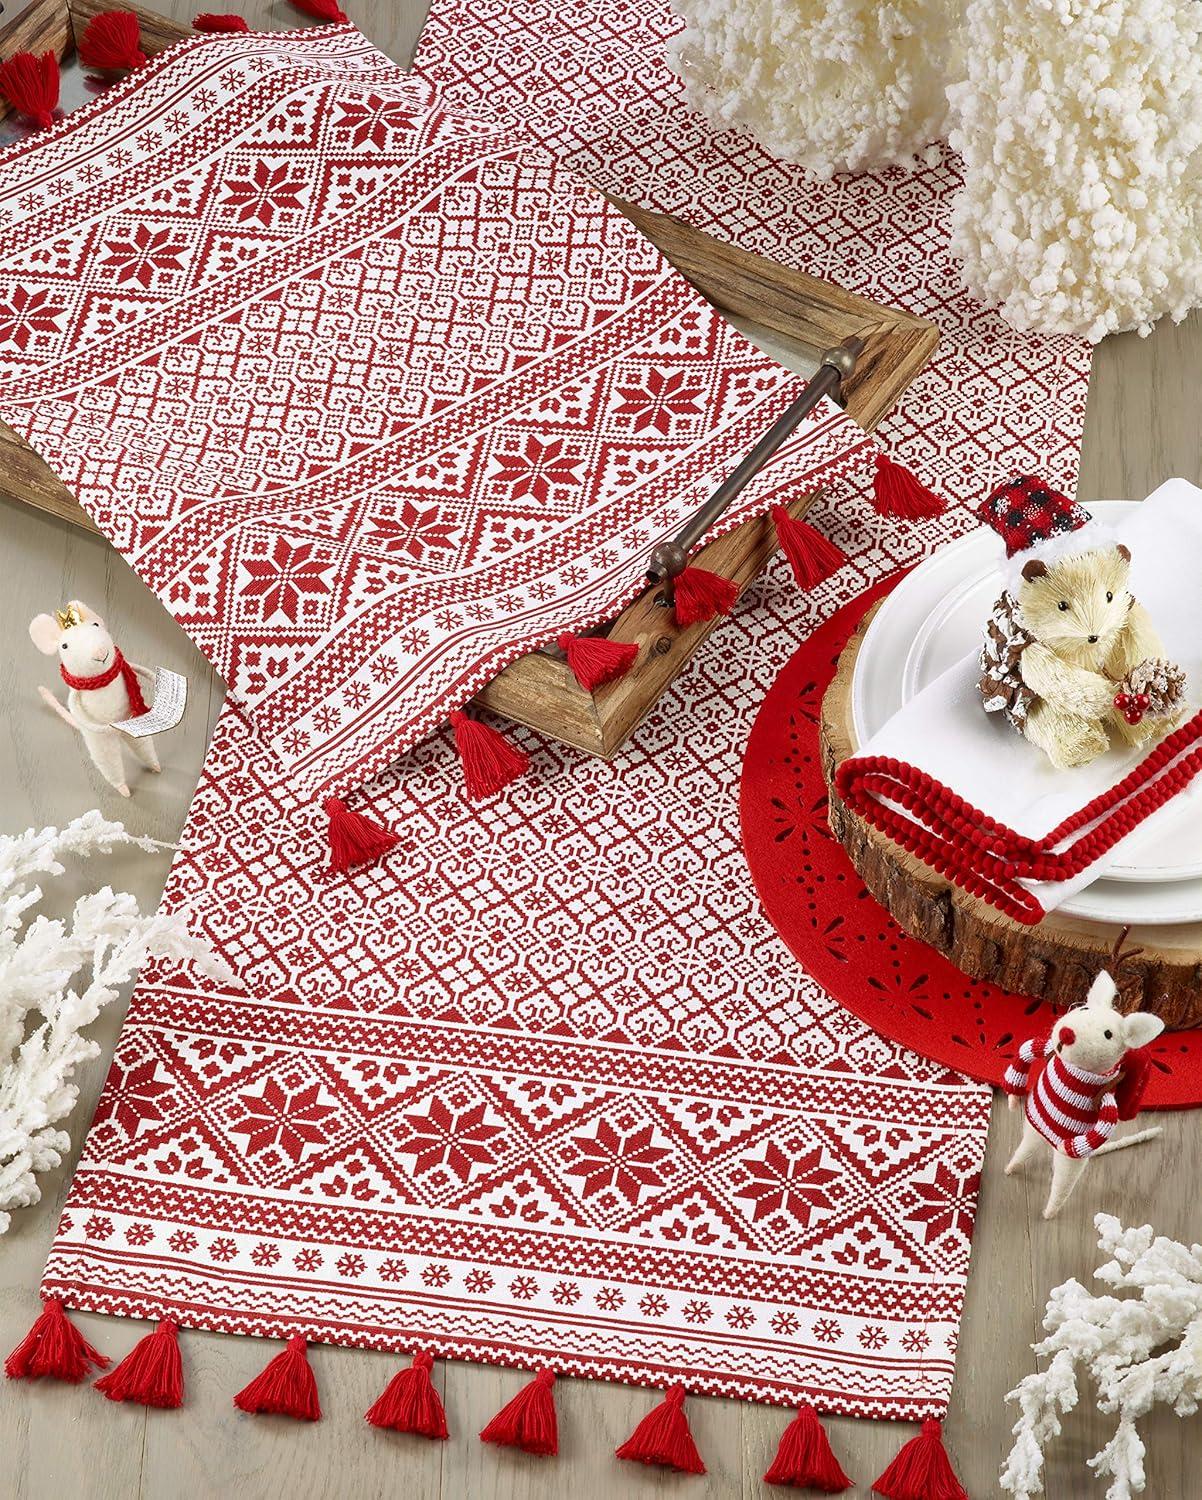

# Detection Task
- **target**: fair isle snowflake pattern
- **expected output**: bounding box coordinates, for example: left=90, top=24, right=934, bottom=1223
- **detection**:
left=46, top=572, right=991, bottom=1417
left=0, top=25, right=873, bottom=803
left=411, top=0, right=1093, bottom=511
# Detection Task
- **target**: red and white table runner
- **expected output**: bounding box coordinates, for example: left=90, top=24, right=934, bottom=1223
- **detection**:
left=1, top=0, right=1109, bottom=1441
left=0, top=24, right=871, bottom=803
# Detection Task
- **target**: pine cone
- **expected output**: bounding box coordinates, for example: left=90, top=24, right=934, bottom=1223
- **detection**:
left=1121, top=658, right=1188, bottom=719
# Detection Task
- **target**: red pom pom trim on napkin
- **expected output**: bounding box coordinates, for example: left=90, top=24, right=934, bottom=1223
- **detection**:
left=671, top=566, right=739, bottom=628
left=366, top=1351, right=448, bottom=1438
left=233, top=1334, right=320, bottom=1420
left=193, top=12, right=250, bottom=30
left=288, top=0, right=349, bottom=22
left=95, top=1319, right=183, bottom=1408
left=0, top=51, right=60, bottom=130
left=871, top=1419, right=967, bottom=1500
left=763, top=1404, right=853, bottom=1491
left=479, top=1367, right=557, bottom=1455
left=557, top=632, right=638, bottom=692
left=78, top=11, right=146, bottom=71
left=615, top=1383, right=706, bottom=1474
left=5, top=1298, right=108, bottom=1382
left=450, top=711, right=530, bottom=800
left=871, top=454, right=946, bottom=520
left=323, top=796, right=399, bottom=873
left=772, top=506, right=848, bottom=589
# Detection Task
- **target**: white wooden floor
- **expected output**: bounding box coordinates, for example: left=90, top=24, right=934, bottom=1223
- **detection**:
left=2, top=2, right=1201, bottom=1495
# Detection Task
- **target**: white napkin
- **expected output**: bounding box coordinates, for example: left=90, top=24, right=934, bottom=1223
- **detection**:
left=838, top=479, right=1202, bottom=919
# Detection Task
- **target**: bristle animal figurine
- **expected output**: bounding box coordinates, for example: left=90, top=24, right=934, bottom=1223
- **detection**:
left=1002, top=966, right=1163, bottom=1219
left=29, top=600, right=161, bottom=797
left=976, top=475, right=1186, bottom=769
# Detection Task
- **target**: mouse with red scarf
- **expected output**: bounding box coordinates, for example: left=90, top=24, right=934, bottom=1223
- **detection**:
left=29, top=600, right=162, bottom=798
left=1002, top=952, right=1163, bottom=1219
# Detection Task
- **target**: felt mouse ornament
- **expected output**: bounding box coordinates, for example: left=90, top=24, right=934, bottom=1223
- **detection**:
left=29, top=601, right=161, bottom=796
left=976, top=476, right=1187, bottom=769
left=1002, top=965, right=1163, bottom=1219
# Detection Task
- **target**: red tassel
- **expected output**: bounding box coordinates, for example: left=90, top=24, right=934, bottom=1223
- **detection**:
left=193, top=12, right=250, bottom=30
left=78, top=11, right=146, bottom=71
left=479, top=1368, right=557, bottom=1456
left=871, top=453, right=946, bottom=520
left=772, top=506, right=848, bottom=589
left=0, top=51, right=60, bottom=130
left=763, top=1404, right=853, bottom=1492
left=872, top=1419, right=968, bottom=1500
left=5, top=1297, right=109, bottom=1382
left=233, top=1335, right=320, bottom=1421
left=672, top=566, right=739, bottom=628
left=557, top=632, right=638, bottom=692
left=615, top=1383, right=706, bottom=1475
left=288, top=0, right=350, bottom=22
left=366, top=1351, right=448, bottom=1438
left=95, top=1319, right=183, bottom=1408
left=449, top=711, right=529, bottom=800
left=323, top=796, right=399, bottom=872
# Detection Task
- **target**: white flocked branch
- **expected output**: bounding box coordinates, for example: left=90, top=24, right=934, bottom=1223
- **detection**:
left=0, top=811, right=229, bottom=1234
left=1002, top=1213, right=1202, bottom=1500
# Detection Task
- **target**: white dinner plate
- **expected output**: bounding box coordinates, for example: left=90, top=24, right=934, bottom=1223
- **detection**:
left=850, top=503, right=1202, bottom=926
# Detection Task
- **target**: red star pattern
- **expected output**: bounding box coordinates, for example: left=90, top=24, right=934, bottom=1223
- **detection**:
left=239, top=538, right=334, bottom=623
left=229, top=1079, right=337, bottom=1163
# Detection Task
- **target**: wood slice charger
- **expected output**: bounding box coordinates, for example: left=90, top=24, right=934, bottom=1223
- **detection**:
left=820, top=601, right=1202, bottom=1027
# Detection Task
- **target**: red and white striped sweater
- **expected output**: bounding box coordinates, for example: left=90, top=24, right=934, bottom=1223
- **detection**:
left=1003, top=1034, right=1120, bottom=1159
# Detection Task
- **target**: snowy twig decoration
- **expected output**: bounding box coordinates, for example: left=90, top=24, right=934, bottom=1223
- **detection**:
left=1002, top=1213, right=1202, bottom=1500
left=668, top=0, right=963, bottom=179
left=0, top=811, right=229, bottom=1234
left=948, top=0, right=1202, bottom=341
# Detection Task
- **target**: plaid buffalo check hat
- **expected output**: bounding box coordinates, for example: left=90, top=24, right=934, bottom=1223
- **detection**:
left=978, top=475, right=1115, bottom=587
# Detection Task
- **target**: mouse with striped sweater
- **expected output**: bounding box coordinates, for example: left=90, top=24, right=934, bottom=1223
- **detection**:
left=1002, top=966, right=1163, bottom=1219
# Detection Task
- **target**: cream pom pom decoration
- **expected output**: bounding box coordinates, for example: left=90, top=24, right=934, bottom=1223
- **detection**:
left=671, top=0, right=1202, bottom=340
left=668, top=0, right=964, bottom=178
left=948, top=0, right=1202, bottom=341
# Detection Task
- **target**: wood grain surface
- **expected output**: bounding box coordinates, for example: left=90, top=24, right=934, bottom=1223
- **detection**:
left=1, top=3, right=1200, bottom=1498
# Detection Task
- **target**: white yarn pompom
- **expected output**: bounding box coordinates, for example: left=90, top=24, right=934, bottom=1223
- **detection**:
left=948, top=0, right=1202, bottom=340
left=668, top=0, right=964, bottom=179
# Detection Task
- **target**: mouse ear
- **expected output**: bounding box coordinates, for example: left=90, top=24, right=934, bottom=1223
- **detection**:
left=66, top=599, right=101, bottom=625
left=1085, top=969, right=1117, bottom=1009
left=1123, top=1012, right=1165, bottom=1049
left=29, top=614, right=62, bottom=654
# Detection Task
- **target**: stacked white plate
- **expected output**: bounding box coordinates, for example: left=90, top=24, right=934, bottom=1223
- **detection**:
left=850, top=502, right=1202, bottom=926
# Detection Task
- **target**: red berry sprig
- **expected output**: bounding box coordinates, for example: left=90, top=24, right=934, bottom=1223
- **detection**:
left=1113, top=689, right=1150, bottom=726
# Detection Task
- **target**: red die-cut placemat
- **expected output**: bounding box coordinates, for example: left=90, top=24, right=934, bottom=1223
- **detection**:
left=739, top=574, right=1202, bottom=1109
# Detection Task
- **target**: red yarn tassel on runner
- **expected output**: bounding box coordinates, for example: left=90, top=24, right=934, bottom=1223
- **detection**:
left=772, top=506, right=848, bottom=589
left=323, top=796, right=399, bottom=872
left=616, top=1384, right=706, bottom=1474
left=872, top=1419, right=968, bottom=1500
left=672, top=566, right=739, bottom=628
left=0, top=51, right=60, bottom=130
left=5, top=1298, right=108, bottom=1382
left=763, top=1404, right=853, bottom=1492
left=78, top=11, right=146, bottom=71
left=557, top=632, right=638, bottom=692
left=365, top=1351, right=448, bottom=1438
left=479, top=1368, right=557, bottom=1456
left=288, top=0, right=350, bottom=22
left=871, top=453, right=946, bottom=520
left=95, top=1319, right=183, bottom=1408
left=450, top=711, right=529, bottom=800
left=193, top=12, right=250, bottom=30
left=233, top=1335, right=320, bottom=1421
